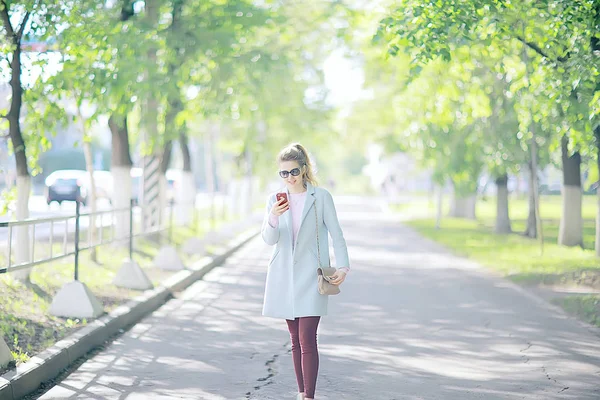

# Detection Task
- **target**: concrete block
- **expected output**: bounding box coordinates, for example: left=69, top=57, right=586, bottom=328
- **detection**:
left=49, top=281, right=104, bottom=319
left=0, top=337, right=13, bottom=370
left=181, top=237, right=205, bottom=255
left=154, top=245, right=185, bottom=270
left=113, top=259, right=154, bottom=290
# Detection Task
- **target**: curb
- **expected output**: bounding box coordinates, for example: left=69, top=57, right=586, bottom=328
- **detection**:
left=0, top=229, right=259, bottom=400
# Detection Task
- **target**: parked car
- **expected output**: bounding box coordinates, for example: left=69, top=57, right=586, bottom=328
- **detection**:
left=45, top=170, right=88, bottom=205
left=45, top=169, right=116, bottom=206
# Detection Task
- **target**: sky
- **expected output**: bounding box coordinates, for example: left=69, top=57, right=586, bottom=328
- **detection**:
left=323, top=48, right=366, bottom=108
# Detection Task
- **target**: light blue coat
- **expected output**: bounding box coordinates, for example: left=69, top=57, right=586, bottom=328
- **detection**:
left=261, top=183, right=349, bottom=319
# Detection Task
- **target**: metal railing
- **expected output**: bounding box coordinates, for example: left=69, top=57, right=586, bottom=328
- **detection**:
left=0, top=190, right=266, bottom=278
left=0, top=199, right=174, bottom=277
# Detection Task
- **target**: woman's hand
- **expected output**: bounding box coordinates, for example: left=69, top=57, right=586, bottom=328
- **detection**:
left=270, top=197, right=289, bottom=216
left=329, top=270, right=347, bottom=286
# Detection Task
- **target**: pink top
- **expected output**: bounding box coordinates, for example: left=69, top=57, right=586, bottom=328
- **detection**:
left=269, top=192, right=349, bottom=274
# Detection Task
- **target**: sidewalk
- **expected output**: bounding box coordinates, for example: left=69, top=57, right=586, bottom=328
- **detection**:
left=32, top=198, right=600, bottom=399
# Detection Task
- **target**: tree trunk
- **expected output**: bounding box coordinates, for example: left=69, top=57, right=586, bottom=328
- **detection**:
left=177, top=131, right=196, bottom=225
left=3, top=13, right=31, bottom=281
left=595, top=125, right=600, bottom=256
left=449, top=195, right=476, bottom=219
left=531, top=132, right=544, bottom=253
left=83, top=140, right=98, bottom=261
left=435, top=184, right=443, bottom=229
left=109, top=114, right=132, bottom=240
left=558, top=135, right=583, bottom=247
left=180, top=131, right=192, bottom=172
left=12, top=176, right=31, bottom=281
left=205, top=124, right=216, bottom=230
left=448, top=182, right=476, bottom=219
left=103, top=1, right=135, bottom=242
left=159, top=141, right=171, bottom=228
left=78, top=107, right=98, bottom=262
left=160, top=141, right=172, bottom=174
left=144, top=0, right=162, bottom=229
left=495, top=174, right=512, bottom=233
left=591, top=11, right=600, bottom=255
left=524, top=160, right=537, bottom=238
left=242, top=143, right=253, bottom=215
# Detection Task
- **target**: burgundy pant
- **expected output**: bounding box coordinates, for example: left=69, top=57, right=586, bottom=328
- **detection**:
left=286, top=316, right=321, bottom=398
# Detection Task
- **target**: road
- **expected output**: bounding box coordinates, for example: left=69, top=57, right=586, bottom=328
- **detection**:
left=32, top=197, right=600, bottom=399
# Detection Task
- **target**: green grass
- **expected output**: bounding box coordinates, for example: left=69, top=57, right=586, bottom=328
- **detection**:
left=408, top=218, right=599, bottom=282
left=556, top=296, right=600, bottom=326
left=393, top=193, right=597, bottom=221
left=393, top=194, right=600, bottom=327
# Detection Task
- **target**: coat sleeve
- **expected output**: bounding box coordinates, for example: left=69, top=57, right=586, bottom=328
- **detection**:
left=261, top=194, right=280, bottom=245
left=322, top=190, right=349, bottom=269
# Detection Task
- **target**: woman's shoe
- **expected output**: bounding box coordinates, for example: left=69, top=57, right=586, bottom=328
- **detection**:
left=296, top=393, right=305, bottom=400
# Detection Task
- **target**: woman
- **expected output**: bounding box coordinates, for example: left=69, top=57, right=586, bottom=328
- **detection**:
left=261, top=143, right=350, bottom=400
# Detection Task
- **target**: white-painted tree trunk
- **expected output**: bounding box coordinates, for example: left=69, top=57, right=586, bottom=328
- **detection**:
left=524, top=168, right=537, bottom=238
left=596, top=186, right=600, bottom=256
left=83, top=141, right=99, bottom=261
left=112, top=166, right=132, bottom=240
left=176, top=171, right=196, bottom=226
left=495, top=177, right=512, bottom=234
left=435, top=185, right=443, bottom=229
left=228, top=180, right=239, bottom=219
left=252, top=177, right=261, bottom=211
left=158, top=172, right=168, bottom=228
left=449, top=193, right=476, bottom=219
left=12, top=176, right=31, bottom=281
left=559, top=185, right=583, bottom=247
left=79, top=107, right=98, bottom=261
left=240, top=177, right=251, bottom=215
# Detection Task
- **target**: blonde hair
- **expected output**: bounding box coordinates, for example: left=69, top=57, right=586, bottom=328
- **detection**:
left=277, top=143, right=318, bottom=187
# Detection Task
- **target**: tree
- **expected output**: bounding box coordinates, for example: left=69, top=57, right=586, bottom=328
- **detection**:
left=376, top=0, right=599, bottom=247
left=0, top=1, right=67, bottom=280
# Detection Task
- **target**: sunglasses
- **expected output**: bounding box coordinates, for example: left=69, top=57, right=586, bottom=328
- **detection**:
left=279, top=168, right=301, bottom=179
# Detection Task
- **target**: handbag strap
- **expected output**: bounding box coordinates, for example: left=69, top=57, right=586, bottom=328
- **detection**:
left=314, top=200, right=329, bottom=268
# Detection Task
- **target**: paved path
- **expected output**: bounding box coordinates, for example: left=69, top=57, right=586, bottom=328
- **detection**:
left=36, top=198, right=600, bottom=399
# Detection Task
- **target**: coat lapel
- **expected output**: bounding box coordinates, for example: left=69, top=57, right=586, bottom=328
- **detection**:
left=298, top=183, right=316, bottom=235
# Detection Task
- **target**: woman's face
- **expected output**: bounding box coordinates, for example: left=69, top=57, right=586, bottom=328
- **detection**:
left=279, top=160, right=304, bottom=191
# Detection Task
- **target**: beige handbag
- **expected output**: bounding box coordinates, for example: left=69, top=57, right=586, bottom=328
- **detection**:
left=314, top=203, right=340, bottom=296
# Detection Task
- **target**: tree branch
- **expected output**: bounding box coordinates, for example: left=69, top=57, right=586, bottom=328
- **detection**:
left=516, top=35, right=568, bottom=63
left=0, top=1, right=15, bottom=39
left=16, top=11, right=30, bottom=40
